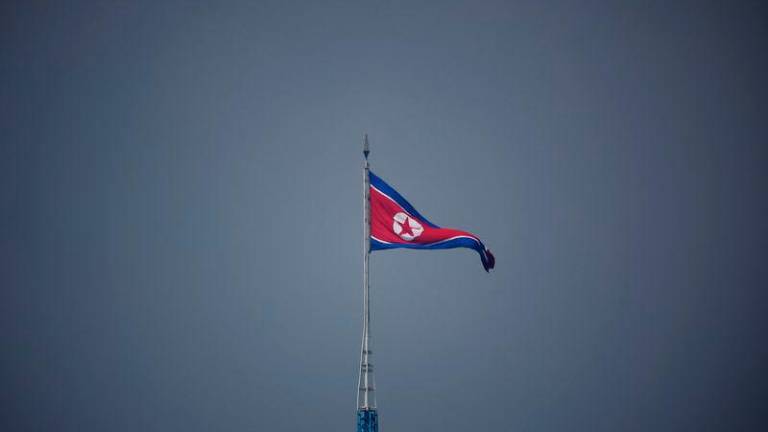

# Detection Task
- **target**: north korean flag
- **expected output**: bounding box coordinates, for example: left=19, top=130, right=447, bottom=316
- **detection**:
left=369, top=171, right=495, bottom=272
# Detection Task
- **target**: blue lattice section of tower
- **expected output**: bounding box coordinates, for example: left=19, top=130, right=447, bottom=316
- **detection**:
left=356, top=408, right=379, bottom=432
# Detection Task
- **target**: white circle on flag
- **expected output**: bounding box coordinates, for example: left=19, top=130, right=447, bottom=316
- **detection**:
left=392, top=212, right=423, bottom=241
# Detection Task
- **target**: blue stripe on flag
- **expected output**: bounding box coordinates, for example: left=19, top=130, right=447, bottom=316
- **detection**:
left=369, top=171, right=440, bottom=229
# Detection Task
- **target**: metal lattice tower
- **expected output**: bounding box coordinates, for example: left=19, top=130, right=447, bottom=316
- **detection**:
left=356, top=134, right=379, bottom=432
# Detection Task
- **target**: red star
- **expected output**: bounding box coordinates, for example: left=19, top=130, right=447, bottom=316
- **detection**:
left=398, top=216, right=414, bottom=237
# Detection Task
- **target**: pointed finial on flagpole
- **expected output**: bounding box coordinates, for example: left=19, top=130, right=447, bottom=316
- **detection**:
left=363, top=133, right=370, bottom=159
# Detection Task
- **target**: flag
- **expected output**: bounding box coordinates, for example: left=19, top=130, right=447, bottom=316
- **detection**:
left=369, top=171, right=495, bottom=272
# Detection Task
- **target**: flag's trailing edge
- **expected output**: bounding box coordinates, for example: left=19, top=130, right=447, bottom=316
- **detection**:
left=369, top=171, right=495, bottom=272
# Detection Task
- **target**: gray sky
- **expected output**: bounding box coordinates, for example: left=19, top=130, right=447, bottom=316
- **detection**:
left=3, top=1, right=767, bottom=431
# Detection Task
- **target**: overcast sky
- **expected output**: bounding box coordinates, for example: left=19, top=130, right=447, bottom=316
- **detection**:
left=3, top=1, right=767, bottom=431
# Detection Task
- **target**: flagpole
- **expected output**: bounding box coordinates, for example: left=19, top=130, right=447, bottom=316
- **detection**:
left=361, top=134, right=371, bottom=408
left=357, top=134, right=378, bottom=431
